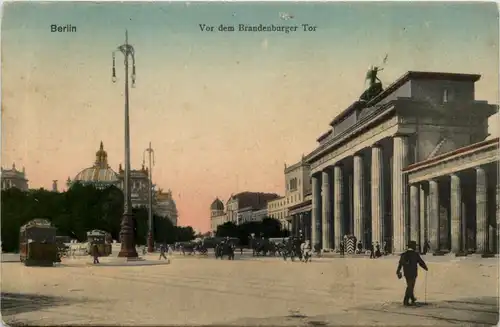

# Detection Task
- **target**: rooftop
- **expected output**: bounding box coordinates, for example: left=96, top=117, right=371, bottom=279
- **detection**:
left=329, top=71, right=481, bottom=127
left=403, top=137, right=499, bottom=173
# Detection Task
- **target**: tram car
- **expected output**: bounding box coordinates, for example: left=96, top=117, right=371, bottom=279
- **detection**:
left=19, top=219, right=59, bottom=266
left=86, top=230, right=112, bottom=257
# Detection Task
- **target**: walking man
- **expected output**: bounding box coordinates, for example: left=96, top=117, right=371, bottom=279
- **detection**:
left=301, top=240, right=312, bottom=263
left=339, top=240, right=345, bottom=257
left=159, top=244, right=167, bottom=260
left=92, top=243, right=99, bottom=264
left=369, top=242, right=375, bottom=259
left=375, top=242, right=381, bottom=258
left=383, top=241, right=389, bottom=255
left=396, top=240, right=428, bottom=306
left=422, top=240, right=430, bottom=255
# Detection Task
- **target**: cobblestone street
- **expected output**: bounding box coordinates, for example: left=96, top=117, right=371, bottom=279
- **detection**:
left=2, top=253, right=498, bottom=326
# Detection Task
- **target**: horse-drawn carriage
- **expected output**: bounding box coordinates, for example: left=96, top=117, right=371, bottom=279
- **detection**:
left=177, top=241, right=208, bottom=255
left=214, top=239, right=235, bottom=260
left=280, top=237, right=303, bottom=261
left=19, top=219, right=59, bottom=266
left=86, top=230, right=112, bottom=257
left=250, top=236, right=283, bottom=257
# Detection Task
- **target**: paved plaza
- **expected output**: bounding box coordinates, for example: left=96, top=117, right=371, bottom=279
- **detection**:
left=1, top=252, right=499, bottom=326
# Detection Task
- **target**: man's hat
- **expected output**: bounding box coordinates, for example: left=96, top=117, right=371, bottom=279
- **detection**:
left=408, top=240, right=417, bottom=250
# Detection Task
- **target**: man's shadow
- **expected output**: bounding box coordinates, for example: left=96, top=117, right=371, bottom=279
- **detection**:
left=360, top=296, right=498, bottom=325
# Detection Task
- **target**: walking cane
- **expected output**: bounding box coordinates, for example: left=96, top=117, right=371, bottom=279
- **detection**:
left=424, top=270, right=428, bottom=304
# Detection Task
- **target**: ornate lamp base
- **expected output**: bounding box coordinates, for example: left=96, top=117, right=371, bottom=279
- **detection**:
left=118, top=212, right=138, bottom=258
left=147, top=231, right=154, bottom=253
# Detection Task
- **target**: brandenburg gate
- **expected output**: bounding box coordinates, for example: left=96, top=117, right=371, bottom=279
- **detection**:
left=302, top=71, right=498, bottom=254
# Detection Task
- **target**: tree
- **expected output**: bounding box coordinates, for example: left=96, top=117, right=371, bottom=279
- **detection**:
left=236, top=221, right=261, bottom=245
left=1, top=184, right=197, bottom=252
left=154, top=215, right=176, bottom=244
left=99, top=186, right=124, bottom=240
left=175, top=226, right=196, bottom=242
left=260, top=217, right=283, bottom=237
left=215, top=222, right=238, bottom=237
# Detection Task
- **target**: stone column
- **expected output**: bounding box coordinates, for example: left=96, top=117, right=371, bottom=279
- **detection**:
left=429, top=179, right=440, bottom=252
left=392, top=135, right=409, bottom=252
left=419, top=184, right=427, bottom=252
left=450, top=174, right=462, bottom=253
left=371, top=145, right=384, bottom=245
left=476, top=167, right=488, bottom=253
left=353, top=154, right=366, bottom=247
left=293, top=214, right=302, bottom=237
left=301, top=213, right=308, bottom=241
left=409, top=184, right=420, bottom=247
left=333, top=165, right=344, bottom=250
left=311, top=175, right=321, bottom=247
left=298, top=213, right=303, bottom=237
left=322, top=170, right=332, bottom=250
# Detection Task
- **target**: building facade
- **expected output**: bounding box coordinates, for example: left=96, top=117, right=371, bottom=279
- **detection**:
left=403, top=138, right=498, bottom=255
left=237, top=207, right=254, bottom=224
left=267, top=158, right=312, bottom=230
left=68, top=141, right=121, bottom=189
left=288, top=192, right=312, bottom=239
left=117, top=164, right=150, bottom=208
left=251, top=207, right=268, bottom=222
left=154, top=188, right=179, bottom=226
left=267, top=196, right=288, bottom=228
left=210, top=198, right=227, bottom=232
left=226, top=192, right=279, bottom=224
left=288, top=71, right=498, bottom=254
left=68, top=141, right=178, bottom=214
left=1, top=163, right=29, bottom=191
left=236, top=206, right=269, bottom=224
left=210, top=192, right=279, bottom=232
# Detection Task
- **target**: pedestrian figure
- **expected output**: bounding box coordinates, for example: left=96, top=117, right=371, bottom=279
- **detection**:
left=375, top=242, right=381, bottom=258
left=339, top=240, right=345, bottom=256
left=301, top=240, right=312, bottom=263
left=422, top=240, right=430, bottom=254
left=383, top=241, right=389, bottom=255
left=369, top=242, right=375, bottom=259
left=159, top=244, right=167, bottom=260
left=92, top=243, right=99, bottom=264
left=396, top=240, right=428, bottom=306
left=357, top=241, right=363, bottom=254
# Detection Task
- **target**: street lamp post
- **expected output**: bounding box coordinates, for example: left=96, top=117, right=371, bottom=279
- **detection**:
left=112, top=30, right=138, bottom=258
left=143, top=142, right=155, bottom=252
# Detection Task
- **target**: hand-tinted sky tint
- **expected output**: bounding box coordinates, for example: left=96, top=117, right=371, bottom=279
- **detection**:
left=2, top=1, right=498, bottom=232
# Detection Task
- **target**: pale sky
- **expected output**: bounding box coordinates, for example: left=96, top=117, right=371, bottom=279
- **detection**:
left=2, top=2, right=498, bottom=232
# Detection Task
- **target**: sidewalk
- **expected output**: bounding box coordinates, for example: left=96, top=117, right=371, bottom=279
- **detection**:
left=306, top=250, right=499, bottom=262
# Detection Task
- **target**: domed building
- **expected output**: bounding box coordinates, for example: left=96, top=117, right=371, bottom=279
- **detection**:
left=68, top=141, right=179, bottom=213
left=153, top=188, right=179, bottom=226
left=67, top=141, right=120, bottom=189
left=210, top=198, right=224, bottom=216
left=210, top=197, right=227, bottom=232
